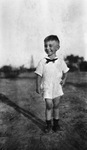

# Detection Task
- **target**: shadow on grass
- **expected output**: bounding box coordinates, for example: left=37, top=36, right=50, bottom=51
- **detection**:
left=66, top=82, right=87, bottom=88
left=0, top=93, right=45, bottom=131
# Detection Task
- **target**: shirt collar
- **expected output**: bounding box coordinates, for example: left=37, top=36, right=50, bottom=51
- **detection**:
left=45, top=55, right=58, bottom=60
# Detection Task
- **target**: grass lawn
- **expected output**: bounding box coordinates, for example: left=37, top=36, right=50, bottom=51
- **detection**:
left=0, top=72, right=87, bottom=150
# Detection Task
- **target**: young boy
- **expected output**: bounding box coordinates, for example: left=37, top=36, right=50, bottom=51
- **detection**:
left=35, top=35, right=69, bottom=133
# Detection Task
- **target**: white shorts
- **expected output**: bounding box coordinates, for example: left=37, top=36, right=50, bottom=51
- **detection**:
left=41, top=83, right=64, bottom=99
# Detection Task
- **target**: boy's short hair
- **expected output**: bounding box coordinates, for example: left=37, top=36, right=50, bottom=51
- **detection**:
left=44, top=35, right=60, bottom=44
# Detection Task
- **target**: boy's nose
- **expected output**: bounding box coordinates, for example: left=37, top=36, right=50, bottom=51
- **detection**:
left=45, top=48, right=50, bottom=53
left=46, top=45, right=50, bottom=50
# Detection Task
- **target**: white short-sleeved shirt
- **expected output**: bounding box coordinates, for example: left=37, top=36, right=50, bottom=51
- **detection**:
left=35, top=56, right=69, bottom=99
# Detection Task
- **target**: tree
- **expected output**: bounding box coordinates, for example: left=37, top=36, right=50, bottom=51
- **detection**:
left=65, top=55, right=84, bottom=72
left=1, top=65, right=19, bottom=78
left=80, top=61, right=87, bottom=71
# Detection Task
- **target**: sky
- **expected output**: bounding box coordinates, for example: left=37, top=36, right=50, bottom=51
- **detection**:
left=0, top=0, right=87, bottom=68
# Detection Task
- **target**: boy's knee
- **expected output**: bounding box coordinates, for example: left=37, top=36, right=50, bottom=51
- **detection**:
left=53, top=97, right=60, bottom=109
left=45, top=99, right=53, bottom=110
left=47, top=104, right=52, bottom=110
left=53, top=103, right=59, bottom=109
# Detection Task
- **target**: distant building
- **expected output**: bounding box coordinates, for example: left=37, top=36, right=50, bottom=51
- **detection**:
left=29, top=55, right=35, bottom=71
left=30, top=55, right=35, bottom=69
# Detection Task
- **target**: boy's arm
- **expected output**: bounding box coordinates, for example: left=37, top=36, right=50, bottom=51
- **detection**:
left=60, top=72, right=68, bottom=86
left=60, top=60, right=69, bottom=86
left=36, top=74, right=42, bottom=94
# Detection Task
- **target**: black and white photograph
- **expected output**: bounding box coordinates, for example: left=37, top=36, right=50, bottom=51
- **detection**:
left=0, top=0, right=87, bottom=149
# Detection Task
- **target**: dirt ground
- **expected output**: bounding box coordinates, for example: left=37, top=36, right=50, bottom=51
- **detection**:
left=0, top=74, right=87, bottom=150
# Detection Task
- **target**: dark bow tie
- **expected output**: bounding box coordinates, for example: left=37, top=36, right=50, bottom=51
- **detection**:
left=46, top=58, right=58, bottom=63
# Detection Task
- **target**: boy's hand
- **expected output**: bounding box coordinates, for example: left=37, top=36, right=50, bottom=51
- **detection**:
left=60, top=79, right=65, bottom=87
left=36, top=87, right=41, bottom=94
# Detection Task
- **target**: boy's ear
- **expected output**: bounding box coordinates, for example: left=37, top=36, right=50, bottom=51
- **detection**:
left=58, top=45, right=60, bottom=49
left=56, top=44, right=60, bottom=50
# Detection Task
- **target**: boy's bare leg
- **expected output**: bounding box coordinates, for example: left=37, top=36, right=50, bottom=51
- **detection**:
left=52, top=97, right=60, bottom=132
left=45, top=99, right=53, bottom=120
left=45, top=99, right=53, bottom=133
left=53, top=97, right=60, bottom=119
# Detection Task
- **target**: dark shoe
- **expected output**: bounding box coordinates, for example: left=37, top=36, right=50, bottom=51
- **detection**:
left=44, top=120, right=52, bottom=133
left=52, top=119, right=60, bottom=132
left=52, top=124, right=60, bottom=132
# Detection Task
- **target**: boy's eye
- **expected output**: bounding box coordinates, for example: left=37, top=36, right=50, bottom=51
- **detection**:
left=49, top=44, right=52, bottom=47
left=44, top=44, right=52, bottom=48
left=44, top=44, right=47, bottom=48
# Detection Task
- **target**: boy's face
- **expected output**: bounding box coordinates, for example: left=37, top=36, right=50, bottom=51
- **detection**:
left=44, top=40, right=59, bottom=57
